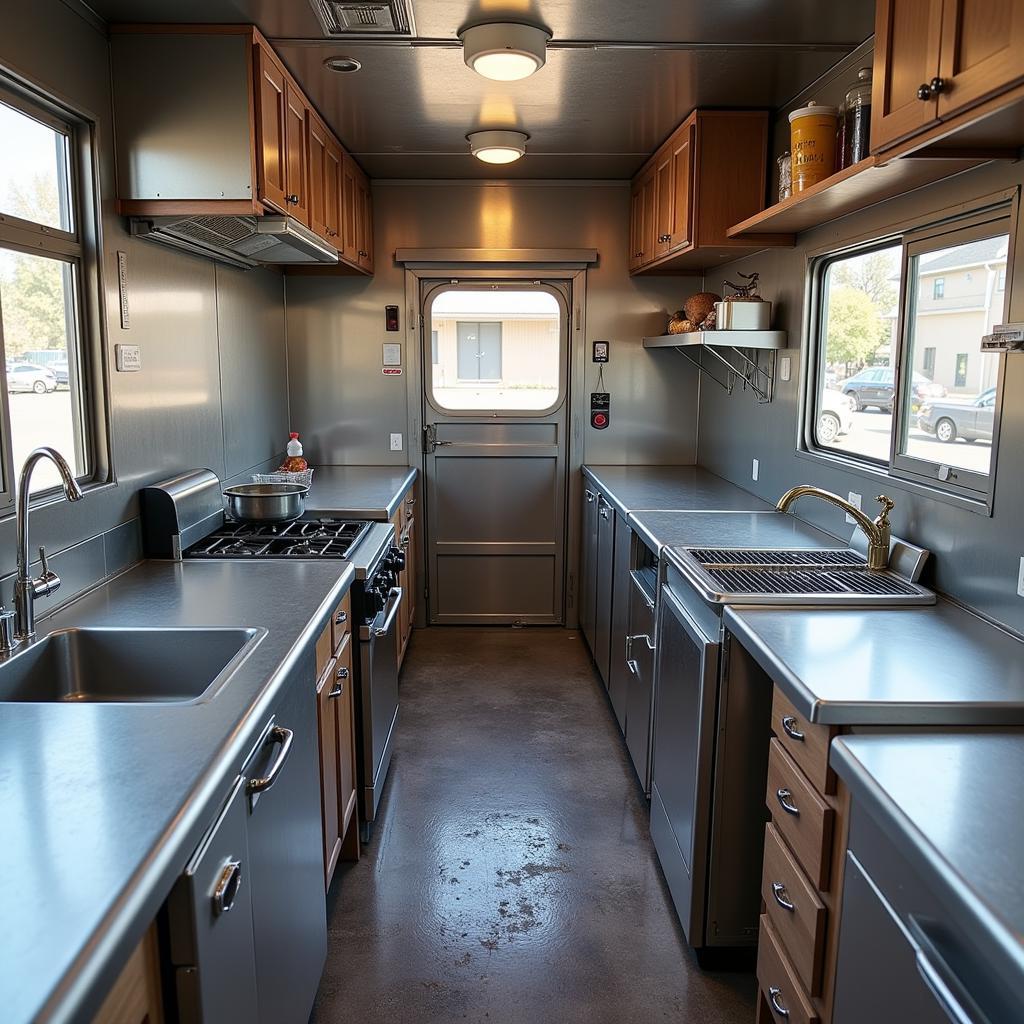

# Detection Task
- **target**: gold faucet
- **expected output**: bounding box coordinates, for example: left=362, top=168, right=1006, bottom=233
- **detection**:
left=775, top=486, right=895, bottom=570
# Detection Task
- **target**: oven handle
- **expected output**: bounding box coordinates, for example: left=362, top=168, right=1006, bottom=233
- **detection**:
left=374, top=587, right=403, bottom=638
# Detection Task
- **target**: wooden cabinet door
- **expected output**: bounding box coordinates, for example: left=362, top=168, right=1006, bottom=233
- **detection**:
left=871, top=0, right=944, bottom=151
left=254, top=43, right=288, bottom=215
left=306, top=111, right=329, bottom=241
left=357, top=172, right=374, bottom=271
left=335, top=635, right=358, bottom=847
left=640, top=170, right=657, bottom=268
left=654, top=153, right=675, bottom=260
left=668, top=125, right=694, bottom=254
left=937, top=0, right=1024, bottom=120
left=628, top=184, right=644, bottom=271
left=316, top=659, right=342, bottom=887
left=341, top=155, right=359, bottom=264
left=283, top=81, right=309, bottom=225
left=324, top=137, right=344, bottom=245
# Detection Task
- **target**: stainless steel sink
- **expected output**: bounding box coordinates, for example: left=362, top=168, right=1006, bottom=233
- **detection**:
left=674, top=547, right=936, bottom=606
left=0, top=626, right=264, bottom=703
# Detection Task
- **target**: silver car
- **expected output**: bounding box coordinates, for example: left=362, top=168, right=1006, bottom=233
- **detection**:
left=6, top=362, right=57, bottom=394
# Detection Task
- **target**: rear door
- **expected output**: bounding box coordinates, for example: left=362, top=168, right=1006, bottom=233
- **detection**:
left=421, top=280, right=570, bottom=624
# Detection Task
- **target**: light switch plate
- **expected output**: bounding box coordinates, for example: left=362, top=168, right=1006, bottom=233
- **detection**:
left=780, top=356, right=792, bottom=382
left=1017, top=557, right=1024, bottom=598
left=752, top=458, right=759, bottom=482
left=115, top=344, right=141, bottom=372
left=389, top=433, right=403, bottom=452
left=846, top=491, right=862, bottom=525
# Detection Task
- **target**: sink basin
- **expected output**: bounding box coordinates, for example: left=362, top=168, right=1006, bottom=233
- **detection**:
left=0, top=626, right=264, bottom=704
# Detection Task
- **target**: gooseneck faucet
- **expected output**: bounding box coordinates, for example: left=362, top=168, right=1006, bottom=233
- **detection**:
left=13, top=447, right=84, bottom=642
left=776, top=485, right=895, bottom=571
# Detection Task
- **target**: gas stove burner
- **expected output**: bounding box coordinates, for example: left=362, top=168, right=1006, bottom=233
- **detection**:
left=183, top=517, right=371, bottom=560
left=205, top=538, right=272, bottom=557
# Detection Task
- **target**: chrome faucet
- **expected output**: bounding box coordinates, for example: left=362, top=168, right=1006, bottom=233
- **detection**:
left=776, top=485, right=895, bottom=571
left=13, top=447, right=84, bottom=642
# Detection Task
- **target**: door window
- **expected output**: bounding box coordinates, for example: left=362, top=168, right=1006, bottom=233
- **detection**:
left=427, top=287, right=564, bottom=412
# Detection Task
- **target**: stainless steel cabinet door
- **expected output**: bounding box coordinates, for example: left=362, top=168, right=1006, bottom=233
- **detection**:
left=167, top=778, right=259, bottom=1024
left=593, top=495, right=615, bottom=684
left=580, top=487, right=599, bottom=649
left=624, top=571, right=656, bottom=791
left=649, top=583, right=719, bottom=945
left=606, top=517, right=633, bottom=731
left=246, top=676, right=327, bottom=1024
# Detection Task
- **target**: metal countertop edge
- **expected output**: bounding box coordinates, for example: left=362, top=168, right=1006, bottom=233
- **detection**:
left=305, top=466, right=417, bottom=522
left=829, top=737, right=1024, bottom=989
left=38, top=562, right=357, bottom=1024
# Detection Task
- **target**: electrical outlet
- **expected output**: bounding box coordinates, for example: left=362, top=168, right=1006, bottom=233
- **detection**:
left=389, top=433, right=403, bottom=452
left=846, top=491, right=862, bottom=525
left=1017, top=557, right=1024, bottom=598
left=752, top=458, right=759, bottom=482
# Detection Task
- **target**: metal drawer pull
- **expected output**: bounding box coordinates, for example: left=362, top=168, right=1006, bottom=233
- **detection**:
left=767, top=986, right=789, bottom=1018
left=771, top=881, right=795, bottom=912
left=285, top=193, right=299, bottom=204
left=585, top=489, right=596, bottom=503
left=599, top=505, right=611, bottom=520
left=212, top=859, right=242, bottom=916
left=247, top=726, right=294, bottom=795
left=329, top=665, right=349, bottom=699
left=335, top=609, right=348, bottom=625
left=781, top=715, right=805, bottom=741
left=776, top=788, right=800, bottom=817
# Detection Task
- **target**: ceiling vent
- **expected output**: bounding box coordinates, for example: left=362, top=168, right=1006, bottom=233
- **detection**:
left=308, top=1, right=415, bottom=37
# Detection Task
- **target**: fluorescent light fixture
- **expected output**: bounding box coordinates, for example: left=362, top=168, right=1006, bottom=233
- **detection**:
left=468, top=130, right=529, bottom=164
left=460, top=23, right=550, bottom=81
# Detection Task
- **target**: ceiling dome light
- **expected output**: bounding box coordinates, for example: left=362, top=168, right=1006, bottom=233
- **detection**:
left=460, top=23, right=550, bottom=81
left=468, top=130, right=529, bottom=164
left=323, top=56, right=362, bottom=74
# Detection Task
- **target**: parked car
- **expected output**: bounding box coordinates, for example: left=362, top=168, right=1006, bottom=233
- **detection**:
left=817, top=388, right=856, bottom=444
left=6, top=362, right=57, bottom=394
left=918, top=387, right=996, bottom=444
left=51, top=360, right=70, bottom=387
left=840, top=366, right=946, bottom=411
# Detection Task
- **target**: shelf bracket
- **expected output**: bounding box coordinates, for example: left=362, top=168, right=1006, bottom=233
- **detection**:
left=675, top=344, right=776, bottom=403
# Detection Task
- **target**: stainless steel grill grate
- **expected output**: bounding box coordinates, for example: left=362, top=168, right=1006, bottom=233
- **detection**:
left=688, top=547, right=865, bottom=568
left=704, top=566, right=921, bottom=597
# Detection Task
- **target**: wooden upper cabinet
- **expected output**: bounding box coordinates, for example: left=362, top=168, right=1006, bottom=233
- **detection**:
left=936, top=0, right=1024, bottom=120
left=308, top=110, right=342, bottom=243
left=283, top=81, right=310, bottom=225
left=254, top=43, right=289, bottom=215
left=353, top=163, right=374, bottom=272
left=341, top=155, right=360, bottom=264
left=628, top=110, right=772, bottom=274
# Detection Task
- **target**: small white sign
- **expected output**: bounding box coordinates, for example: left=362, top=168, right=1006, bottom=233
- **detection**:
left=846, top=491, right=862, bottom=525
left=382, top=342, right=402, bottom=366
left=115, top=344, right=141, bottom=372
left=117, top=251, right=130, bottom=329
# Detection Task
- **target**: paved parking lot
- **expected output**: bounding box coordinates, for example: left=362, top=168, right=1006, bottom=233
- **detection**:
left=824, top=407, right=992, bottom=474
left=6, top=389, right=80, bottom=489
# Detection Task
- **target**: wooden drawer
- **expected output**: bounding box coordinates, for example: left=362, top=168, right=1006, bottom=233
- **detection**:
left=757, top=916, right=820, bottom=1024
left=771, top=686, right=836, bottom=794
left=331, top=590, right=352, bottom=653
left=315, top=620, right=333, bottom=682
left=92, top=923, right=163, bottom=1024
left=761, top=822, right=827, bottom=995
left=767, top=739, right=835, bottom=890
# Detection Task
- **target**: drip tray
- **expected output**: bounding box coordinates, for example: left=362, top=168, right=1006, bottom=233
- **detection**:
left=673, top=547, right=935, bottom=606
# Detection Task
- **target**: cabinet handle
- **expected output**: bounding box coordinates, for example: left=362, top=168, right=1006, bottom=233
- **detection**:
left=767, top=986, right=790, bottom=1018
left=929, top=77, right=946, bottom=96
left=286, top=193, right=300, bottom=204
left=780, top=715, right=805, bottom=742
left=335, top=609, right=348, bottom=625
left=212, top=859, right=242, bottom=917
left=585, top=489, right=596, bottom=503
left=658, top=233, right=672, bottom=243
left=917, top=83, right=933, bottom=101
left=247, top=725, right=294, bottom=795
left=401, top=535, right=410, bottom=549
left=329, top=666, right=348, bottom=699
left=599, top=505, right=611, bottom=520
left=775, top=787, right=800, bottom=817
left=358, top=250, right=369, bottom=258
left=771, top=881, right=795, bottom=912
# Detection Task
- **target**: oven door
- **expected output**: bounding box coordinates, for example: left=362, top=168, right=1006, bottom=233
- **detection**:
left=649, top=577, right=719, bottom=947
left=358, top=585, right=402, bottom=828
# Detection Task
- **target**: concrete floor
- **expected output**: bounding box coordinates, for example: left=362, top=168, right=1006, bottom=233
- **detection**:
left=312, top=627, right=757, bottom=1023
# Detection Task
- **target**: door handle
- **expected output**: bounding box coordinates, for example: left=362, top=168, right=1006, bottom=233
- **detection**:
left=247, top=725, right=294, bottom=796
left=775, top=787, right=800, bottom=817
left=767, top=986, right=790, bottom=1018
left=374, top=587, right=403, bottom=637
left=780, top=715, right=805, bottom=742
left=771, top=881, right=795, bottom=912
left=424, top=424, right=453, bottom=453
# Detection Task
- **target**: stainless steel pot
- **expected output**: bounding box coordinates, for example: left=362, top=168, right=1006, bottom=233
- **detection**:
left=223, top=483, right=308, bottom=522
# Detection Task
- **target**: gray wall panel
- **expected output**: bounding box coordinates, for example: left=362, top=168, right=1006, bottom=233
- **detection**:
left=285, top=181, right=698, bottom=466
left=699, top=159, right=1024, bottom=633
left=0, top=1, right=289, bottom=609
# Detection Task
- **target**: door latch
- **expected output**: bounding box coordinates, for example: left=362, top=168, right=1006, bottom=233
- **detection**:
left=424, top=424, right=453, bottom=453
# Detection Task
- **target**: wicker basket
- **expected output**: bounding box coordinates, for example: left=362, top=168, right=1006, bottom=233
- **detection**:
left=252, top=469, right=314, bottom=488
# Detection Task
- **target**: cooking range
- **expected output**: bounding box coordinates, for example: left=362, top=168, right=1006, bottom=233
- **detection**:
left=141, top=469, right=403, bottom=839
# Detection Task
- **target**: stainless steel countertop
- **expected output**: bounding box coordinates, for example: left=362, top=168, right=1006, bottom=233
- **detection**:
left=0, top=559, right=355, bottom=1024
left=631, top=510, right=840, bottom=559
left=306, top=465, right=417, bottom=521
left=831, top=732, right=1024, bottom=1009
left=725, top=601, right=1024, bottom=725
left=582, top=465, right=772, bottom=520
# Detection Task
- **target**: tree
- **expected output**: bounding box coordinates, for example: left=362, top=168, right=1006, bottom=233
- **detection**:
left=825, top=285, right=888, bottom=377
left=832, top=250, right=899, bottom=314
left=0, top=173, right=68, bottom=356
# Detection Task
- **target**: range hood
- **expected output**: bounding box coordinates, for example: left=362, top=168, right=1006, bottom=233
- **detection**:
left=130, top=214, right=339, bottom=270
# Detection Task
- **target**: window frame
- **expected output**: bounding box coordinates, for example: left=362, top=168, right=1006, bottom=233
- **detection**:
left=801, top=191, right=1016, bottom=514
left=0, top=75, right=109, bottom=512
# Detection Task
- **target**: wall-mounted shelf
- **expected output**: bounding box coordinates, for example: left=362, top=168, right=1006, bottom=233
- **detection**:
left=643, top=330, right=787, bottom=403
left=726, top=154, right=993, bottom=240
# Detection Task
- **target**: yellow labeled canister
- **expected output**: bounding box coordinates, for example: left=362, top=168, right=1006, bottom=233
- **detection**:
left=788, top=101, right=838, bottom=192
